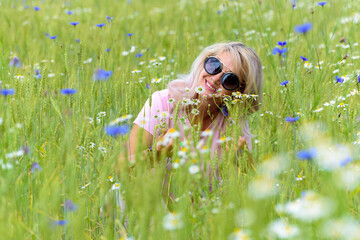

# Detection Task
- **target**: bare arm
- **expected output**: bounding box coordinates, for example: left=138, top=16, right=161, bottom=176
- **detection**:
left=118, top=124, right=153, bottom=172
left=118, top=124, right=174, bottom=173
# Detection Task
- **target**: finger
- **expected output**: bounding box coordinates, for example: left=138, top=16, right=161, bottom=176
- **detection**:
left=238, top=136, right=246, bottom=149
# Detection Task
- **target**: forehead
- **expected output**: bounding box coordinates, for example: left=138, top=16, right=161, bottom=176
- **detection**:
left=215, top=51, right=239, bottom=74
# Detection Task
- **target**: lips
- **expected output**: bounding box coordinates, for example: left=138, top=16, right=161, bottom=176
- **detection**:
left=205, top=79, right=217, bottom=93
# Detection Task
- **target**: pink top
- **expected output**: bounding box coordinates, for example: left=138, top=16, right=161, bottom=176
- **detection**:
left=133, top=89, right=252, bottom=159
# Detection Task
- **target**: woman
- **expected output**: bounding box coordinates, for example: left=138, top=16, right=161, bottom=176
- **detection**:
left=122, top=42, right=263, bottom=165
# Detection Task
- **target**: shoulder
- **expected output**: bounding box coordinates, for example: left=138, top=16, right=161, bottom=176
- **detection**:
left=149, top=89, right=170, bottom=109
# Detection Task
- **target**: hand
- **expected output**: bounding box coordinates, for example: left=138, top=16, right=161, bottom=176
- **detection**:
left=156, top=128, right=174, bottom=158
left=226, top=135, right=247, bottom=151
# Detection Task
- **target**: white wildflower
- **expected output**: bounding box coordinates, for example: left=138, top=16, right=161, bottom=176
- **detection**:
left=268, top=219, right=300, bottom=239
left=189, top=165, right=200, bottom=174
left=163, top=212, right=183, bottom=230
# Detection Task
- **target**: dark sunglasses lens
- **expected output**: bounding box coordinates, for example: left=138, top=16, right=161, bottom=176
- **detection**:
left=222, top=73, right=239, bottom=91
left=204, top=57, right=221, bottom=75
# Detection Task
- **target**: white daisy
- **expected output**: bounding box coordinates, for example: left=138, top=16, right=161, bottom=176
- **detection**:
left=313, top=107, right=324, bottom=112
left=167, top=98, right=175, bottom=104
left=189, top=165, right=200, bottom=174
left=191, top=109, right=200, bottom=116
left=195, top=86, right=205, bottom=94
left=151, top=78, right=162, bottom=83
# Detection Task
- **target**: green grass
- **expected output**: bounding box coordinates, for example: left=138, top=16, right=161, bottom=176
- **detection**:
left=0, top=0, right=359, bottom=239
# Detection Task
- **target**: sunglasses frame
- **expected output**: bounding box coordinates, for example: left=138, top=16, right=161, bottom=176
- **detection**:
left=204, top=56, right=240, bottom=91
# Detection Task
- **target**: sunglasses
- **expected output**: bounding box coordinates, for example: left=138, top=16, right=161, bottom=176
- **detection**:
left=204, top=56, right=244, bottom=92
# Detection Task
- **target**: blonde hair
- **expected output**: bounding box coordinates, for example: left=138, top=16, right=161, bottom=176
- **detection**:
left=168, top=42, right=263, bottom=112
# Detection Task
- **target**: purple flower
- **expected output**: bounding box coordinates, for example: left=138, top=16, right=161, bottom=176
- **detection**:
left=96, top=23, right=105, bottom=28
left=222, top=104, right=228, bottom=117
left=54, top=220, right=68, bottom=226
left=9, top=56, right=21, bottom=68
left=34, top=6, right=40, bottom=11
left=49, top=35, right=57, bottom=40
left=280, top=80, right=289, bottom=86
left=277, top=41, right=287, bottom=47
left=105, top=125, right=130, bottom=137
left=60, top=88, right=77, bottom=95
left=44, top=32, right=50, bottom=37
left=335, top=76, right=344, bottom=83
left=135, top=53, right=143, bottom=58
left=272, top=47, right=287, bottom=57
left=216, top=10, right=222, bottom=14
left=106, top=48, right=111, bottom=52
left=291, top=0, right=296, bottom=9
left=300, top=56, right=308, bottom=62
left=297, top=148, right=317, bottom=160
left=285, top=116, right=299, bottom=122
left=35, top=69, right=42, bottom=79
left=145, top=83, right=151, bottom=89
left=75, top=39, right=80, bottom=43
left=92, top=69, right=113, bottom=81
left=70, top=22, right=79, bottom=26
left=65, top=200, right=78, bottom=212
left=318, top=2, right=327, bottom=6
left=294, top=22, right=312, bottom=34
left=106, top=16, right=114, bottom=22
left=0, top=89, right=15, bottom=96
left=31, top=162, right=42, bottom=173
left=66, top=11, right=73, bottom=15
left=127, top=33, right=133, bottom=37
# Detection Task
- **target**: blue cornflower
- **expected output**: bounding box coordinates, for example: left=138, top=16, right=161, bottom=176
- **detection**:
left=222, top=104, right=229, bottom=117
left=60, top=88, right=77, bottom=95
left=65, top=200, right=78, bottom=212
left=357, top=75, right=360, bottom=83
left=216, top=10, right=222, bottom=14
left=127, top=33, right=133, bottom=37
left=54, top=220, right=68, bottom=226
left=106, top=48, right=111, bottom=52
left=35, top=69, right=42, bottom=79
left=34, top=6, right=40, bottom=11
left=70, top=22, right=79, bottom=26
left=0, top=89, right=15, bottom=96
left=92, top=69, right=113, bottom=81
left=44, top=32, right=50, bottom=37
left=340, top=156, right=352, bottom=166
left=75, top=39, right=80, bottom=43
left=335, top=76, right=344, bottom=83
left=9, top=56, right=21, bottom=68
left=297, top=148, right=317, bottom=160
left=49, top=35, right=57, bottom=40
left=285, top=116, right=299, bottom=122
left=105, top=125, right=129, bottom=137
left=300, top=56, right=308, bottom=61
left=272, top=47, right=287, bottom=57
left=277, top=41, right=287, bottom=47
left=291, top=0, right=296, bottom=9
left=106, top=16, right=114, bottom=22
left=66, top=11, right=73, bottom=15
left=135, top=53, right=143, bottom=58
left=280, top=80, right=289, bottom=86
left=294, top=22, right=312, bottom=34
left=145, top=83, right=151, bottom=89
left=318, top=2, right=327, bottom=6
left=96, top=23, right=105, bottom=28
left=31, top=162, right=42, bottom=173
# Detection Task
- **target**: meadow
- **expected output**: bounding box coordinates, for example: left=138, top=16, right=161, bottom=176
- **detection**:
left=0, top=0, right=360, bottom=239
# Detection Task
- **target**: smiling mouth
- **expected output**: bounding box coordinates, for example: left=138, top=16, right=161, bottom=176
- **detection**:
left=205, top=79, right=217, bottom=92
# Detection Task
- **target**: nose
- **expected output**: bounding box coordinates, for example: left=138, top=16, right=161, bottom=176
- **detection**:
left=210, top=71, right=224, bottom=86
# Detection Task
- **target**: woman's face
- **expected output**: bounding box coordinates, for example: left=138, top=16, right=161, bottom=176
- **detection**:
left=197, top=51, right=239, bottom=102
